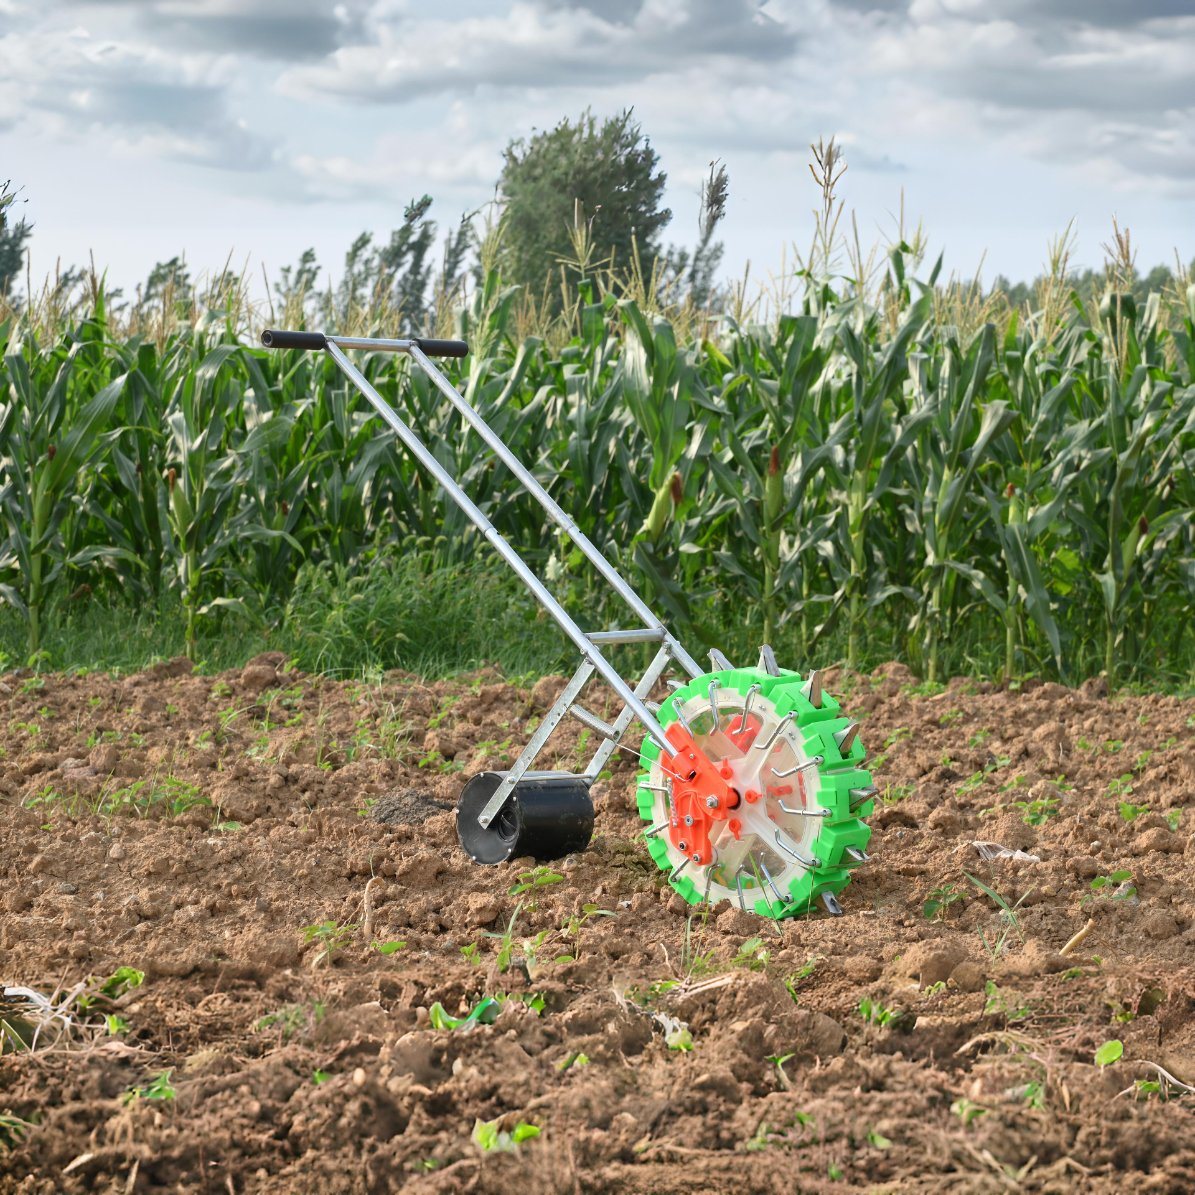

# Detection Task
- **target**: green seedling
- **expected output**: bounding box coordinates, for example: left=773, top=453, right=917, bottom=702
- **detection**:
left=1166, top=809, right=1183, bottom=831
left=733, top=937, right=771, bottom=971
left=866, top=1128, right=893, bottom=1149
left=1095, top=1040, right=1124, bottom=1067
left=312, top=1069, right=331, bottom=1085
left=983, top=981, right=1031, bottom=1023
left=1106, top=774, right=1134, bottom=797
left=472, top=1118, right=541, bottom=1153
left=427, top=998, right=500, bottom=1031
left=1118, top=801, right=1149, bottom=822
left=951, top=1097, right=987, bottom=1126
left=254, top=1001, right=326, bottom=1042
left=666, top=1025, right=694, bottom=1052
left=923, top=884, right=964, bottom=921
left=557, top=1051, right=590, bottom=1072
left=373, top=940, right=406, bottom=955
left=1087, top=871, right=1136, bottom=904
left=105, top=1014, right=130, bottom=1036
left=858, top=997, right=904, bottom=1027
left=483, top=901, right=524, bottom=973
left=1012, top=796, right=1058, bottom=825
left=122, top=1070, right=176, bottom=1105
left=509, top=866, right=564, bottom=896
left=767, top=1052, right=796, bottom=1089
left=562, top=903, right=615, bottom=937
left=460, top=941, right=481, bottom=965
left=301, top=920, right=357, bottom=966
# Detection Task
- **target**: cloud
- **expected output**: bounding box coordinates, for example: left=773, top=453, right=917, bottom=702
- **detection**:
left=280, top=0, right=799, bottom=105
left=60, top=0, right=371, bottom=60
left=0, top=22, right=273, bottom=169
left=856, top=0, right=1195, bottom=195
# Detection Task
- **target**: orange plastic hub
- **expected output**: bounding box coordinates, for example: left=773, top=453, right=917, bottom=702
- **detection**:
left=662, top=722, right=740, bottom=867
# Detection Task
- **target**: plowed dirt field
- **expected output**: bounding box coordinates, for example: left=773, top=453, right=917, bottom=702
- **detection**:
left=2, top=657, right=1193, bottom=1193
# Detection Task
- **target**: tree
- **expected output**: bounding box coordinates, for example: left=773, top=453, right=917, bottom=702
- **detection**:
left=0, top=180, right=33, bottom=301
left=496, top=109, right=671, bottom=298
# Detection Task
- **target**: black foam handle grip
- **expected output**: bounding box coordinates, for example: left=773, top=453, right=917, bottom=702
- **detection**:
left=260, top=329, right=327, bottom=351
left=412, top=337, right=469, bottom=358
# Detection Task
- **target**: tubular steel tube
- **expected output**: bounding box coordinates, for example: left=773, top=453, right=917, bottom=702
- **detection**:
left=406, top=343, right=704, bottom=679
left=323, top=340, right=673, bottom=754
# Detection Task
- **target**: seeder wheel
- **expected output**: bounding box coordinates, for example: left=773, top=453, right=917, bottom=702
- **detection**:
left=456, top=771, right=594, bottom=865
left=637, top=660, right=875, bottom=918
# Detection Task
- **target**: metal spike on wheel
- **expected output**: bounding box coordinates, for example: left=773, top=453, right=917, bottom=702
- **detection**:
left=636, top=651, right=873, bottom=920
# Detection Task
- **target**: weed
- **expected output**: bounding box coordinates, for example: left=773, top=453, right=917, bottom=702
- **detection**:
left=783, top=957, right=820, bottom=1002
left=460, top=942, right=481, bottom=965
left=938, top=709, right=964, bottom=726
left=372, top=940, right=406, bottom=955
left=557, top=1051, right=590, bottom=1071
left=866, top=1128, right=893, bottom=1149
left=312, top=1069, right=331, bottom=1085
left=882, top=783, right=914, bottom=804
left=1118, top=801, right=1149, bottom=822
left=965, top=872, right=1030, bottom=959
left=0, top=1113, right=34, bottom=1150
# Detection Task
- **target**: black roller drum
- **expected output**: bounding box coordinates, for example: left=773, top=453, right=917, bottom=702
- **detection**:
left=456, top=771, right=594, bottom=865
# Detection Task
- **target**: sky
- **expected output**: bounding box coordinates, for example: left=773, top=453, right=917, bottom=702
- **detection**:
left=3, top=0, right=1193, bottom=299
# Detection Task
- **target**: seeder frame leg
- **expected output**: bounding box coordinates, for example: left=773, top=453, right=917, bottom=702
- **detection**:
left=307, top=334, right=698, bottom=827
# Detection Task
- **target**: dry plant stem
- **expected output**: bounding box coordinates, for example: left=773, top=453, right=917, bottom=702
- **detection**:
left=362, top=876, right=381, bottom=943
left=1059, top=917, right=1095, bottom=957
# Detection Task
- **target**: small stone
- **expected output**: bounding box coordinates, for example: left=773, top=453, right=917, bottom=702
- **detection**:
left=463, top=892, right=502, bottom=927
left=1066, top=855, right=1100, bottom=879
left=949, top=961, right=985, bottom=992
left=108, top=843, right=127, bottom=862
left=1135, top=828, right=1183, bottom=855
left=352, top=1067, right=366, bottom=1087
left=1140, top=911, right=1178, bottom=941
left=895, top=940, right=970, bottom=987
left=239, top=664, right=278, bottom=694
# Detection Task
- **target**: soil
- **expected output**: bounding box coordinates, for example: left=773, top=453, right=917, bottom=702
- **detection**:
left=1, top=655, right=1193, bottom=1194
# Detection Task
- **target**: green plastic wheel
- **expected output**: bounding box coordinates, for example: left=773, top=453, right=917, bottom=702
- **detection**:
left=637, top=659, right=875, bottom=918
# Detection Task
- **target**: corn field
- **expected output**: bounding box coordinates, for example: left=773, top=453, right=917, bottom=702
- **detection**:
left=2, top=247, right=1194, bottom=686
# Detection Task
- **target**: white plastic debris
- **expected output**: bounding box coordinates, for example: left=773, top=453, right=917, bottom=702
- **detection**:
left=970, top=840, right=1041, bottom=863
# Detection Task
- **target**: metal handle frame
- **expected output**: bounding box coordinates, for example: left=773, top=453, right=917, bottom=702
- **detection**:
left=291, top=333, right=702, bottom=824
